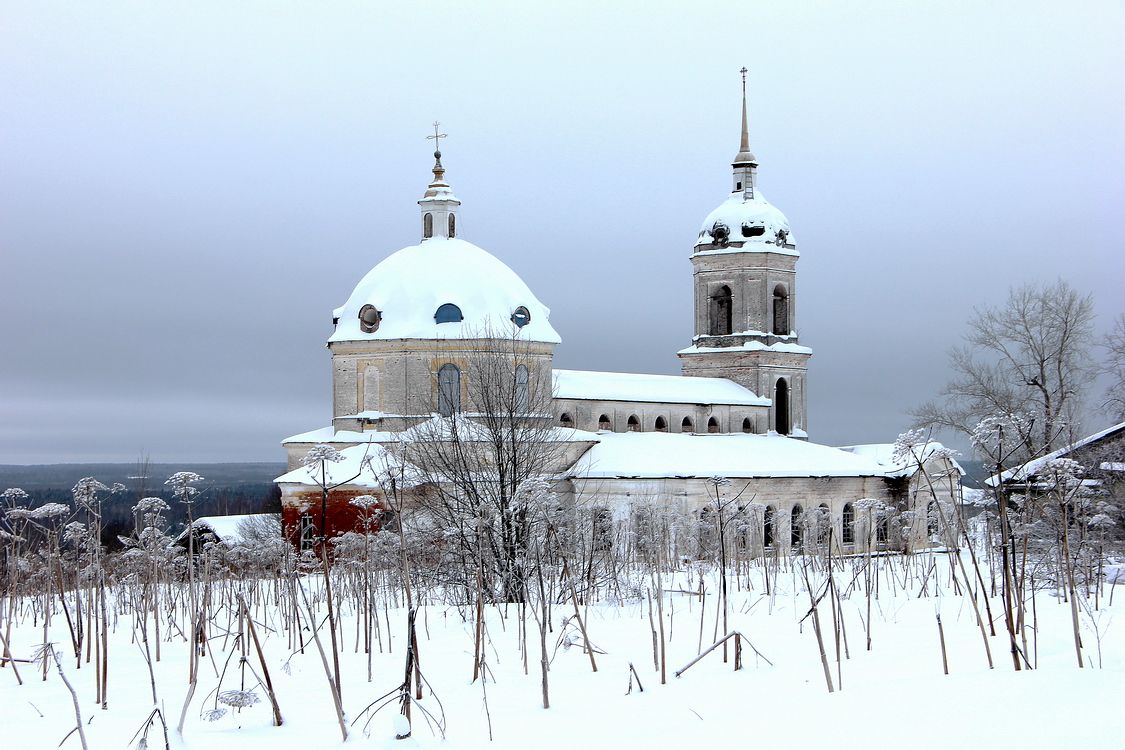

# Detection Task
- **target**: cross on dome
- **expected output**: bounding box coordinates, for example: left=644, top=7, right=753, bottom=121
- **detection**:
left=426, top=121, right=448, bottom=184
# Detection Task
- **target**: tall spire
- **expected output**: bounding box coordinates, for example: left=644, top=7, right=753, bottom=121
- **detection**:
left=733, top=67, right=756, bottom=165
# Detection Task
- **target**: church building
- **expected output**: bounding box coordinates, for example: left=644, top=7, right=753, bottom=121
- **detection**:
left=276, top=76, right=961, bottom=555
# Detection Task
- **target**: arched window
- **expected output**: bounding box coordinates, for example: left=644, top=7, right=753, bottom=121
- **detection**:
left=742, top=417, right=753, bottom=433
left=772, top=285, right=789, bottom=335
left=876, top=515, right=889, bottom=545
left=763, top=506, right=775, bottom=548
left=774, top=379, right=790, bottom=435
left=681, top=417, right=693, bottom=433
left=816, top=504, right=830, bottom=544
left=358, top=304, right=381, bottom=333
left=698, top=506, right=716, bottom=558
left=448, top=213, right=456, bottom=238
left=437, top=363, right=461, bottom=416
left=379, top=508, right=400, bottom=534
left=299, top=512, right=315, bottom=552
left=842, top=503, right=855, bottom=545
left=654, top=416, right=668, bottom=432
left=735, top=505, right=750, bottom=551
left=709, top=285, right=733, bottom=336
left=515, top=364, right=529, bottom=413
left=362, top=367, right=380, bottom=412
left=592, top=508, right=613, bottom=552
left=559, top=413, right=573, bottom=427
left=423, top=212, right=434, bottom=239
left=598, top=414, right=611, bottom=431
left=435, top=303, right=463, bottom=324
left=511, top=306, right=531, bottom=328
left=627, top=415, right=640, bottom=432
left=707, top=416, right=720, bottom=433
left=791, top=504, right=803, bottom=548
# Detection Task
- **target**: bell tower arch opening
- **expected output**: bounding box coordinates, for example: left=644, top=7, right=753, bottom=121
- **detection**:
left=709, top=285, right=733, bottom=336
left=774, top=378, right=790, bottom=435
left=772, top=284, right=789, bottom=335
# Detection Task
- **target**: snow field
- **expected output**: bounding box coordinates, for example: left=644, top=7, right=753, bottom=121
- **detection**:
left=1, top=553, right=1122, bottom=749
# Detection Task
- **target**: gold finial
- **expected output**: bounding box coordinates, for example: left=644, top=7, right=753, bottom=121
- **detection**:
left=426, top=120, right=448, bottom=183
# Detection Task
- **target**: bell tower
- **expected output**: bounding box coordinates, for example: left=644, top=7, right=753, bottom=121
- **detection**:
left=678, top=70, right=812, bottom=437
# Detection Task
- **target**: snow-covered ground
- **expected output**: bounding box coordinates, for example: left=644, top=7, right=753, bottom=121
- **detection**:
left=2, top=553, right=1121, bottom=749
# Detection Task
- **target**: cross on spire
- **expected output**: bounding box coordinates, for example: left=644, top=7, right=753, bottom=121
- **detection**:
left=738, top=67, right=751, bottom=157
left=427, top=121, right=446, bottom=149
left=427, top=120, right=448, bottom=183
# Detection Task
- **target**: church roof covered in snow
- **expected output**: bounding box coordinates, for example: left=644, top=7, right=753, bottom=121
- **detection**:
left=275, top=442, right=427, bottom=489
left=177, top=514, right=277, bottom=545
left=569, top=432, right=888, bottom=479
left=554, top=369, right=768, bottom=406
left=694, top=190, right=795, bottom=252
left=837, top=442, right=964, bottom=479
left=329, top=237, right=561, bottom=345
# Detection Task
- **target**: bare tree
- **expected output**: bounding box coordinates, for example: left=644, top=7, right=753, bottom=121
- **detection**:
left=1100, top=313, right=1125, bottom=421
left=404, top=326, right=566, bottom=603
left=914, top=279, right=1096, bottom=456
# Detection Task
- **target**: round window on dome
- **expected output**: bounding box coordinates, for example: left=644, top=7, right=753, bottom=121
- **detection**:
left=711, top=221, right=730, bottom=247
left=358, top=304, right=382, bottom=333
left=511, top=306, right=531, bottom=328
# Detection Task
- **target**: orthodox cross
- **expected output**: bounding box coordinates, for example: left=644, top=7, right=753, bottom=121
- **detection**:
left=427, top=121, right=446, bottom=148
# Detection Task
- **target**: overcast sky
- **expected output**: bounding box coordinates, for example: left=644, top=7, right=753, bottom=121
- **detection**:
left=2, top=1, right=1122, bottom=464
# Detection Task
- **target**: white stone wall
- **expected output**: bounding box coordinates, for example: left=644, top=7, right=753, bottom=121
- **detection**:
left=552, top=398, right=769, bottom=434
left=680, top=348, right=809, bottom=435
left=568, top=469, right=954, bottom=555
left=328, top=338, right=556, bottom=431
left=690, top=250, right=798, bottom=339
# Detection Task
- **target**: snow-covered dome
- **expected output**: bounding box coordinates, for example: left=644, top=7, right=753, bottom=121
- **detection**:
left=329, top=237, right=561, bottom=344
left=695, top=190, right=795, bottom=250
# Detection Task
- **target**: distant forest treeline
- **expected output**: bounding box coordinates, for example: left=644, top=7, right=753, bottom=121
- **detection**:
left=0, top=462, right=285, bottom=549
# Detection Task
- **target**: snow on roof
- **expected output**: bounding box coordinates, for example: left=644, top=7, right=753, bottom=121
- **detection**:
left=329, top=237, right=561, bottom=345
left=837, top=443, right=964, bottom=478
left=279, top=419, right=600, bottom=488
left=275, top=442, right=426, bottom=489
left=987, top=421, right=1125, bottom=486
left=283, top=427, right=404, bottom=445
left=284, top=419, right=600, bottom=448
left=180, top=514, right=276, bottom=545
left=398, top=414, right=600, bottom=444
left=554, top=369, right=768, bottom=406
left=569, top=432, right=888, bottom=480
left=678, top=341, right=812, bottom=356
left=695, top=189, right=796, bottom=251
left=283, top=426, right=341, bottom=444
